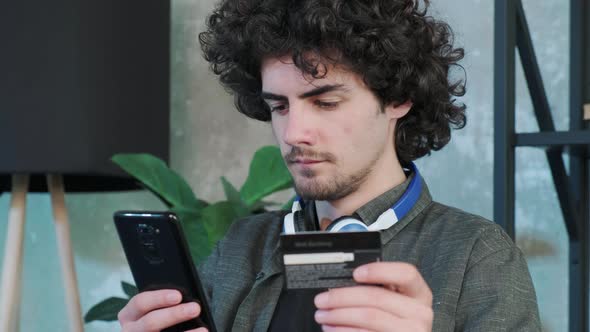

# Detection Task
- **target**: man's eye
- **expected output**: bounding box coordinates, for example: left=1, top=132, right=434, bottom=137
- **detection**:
left=269, top=104, right=288, bottom=114
left=315, top=100, right=339, bottom=109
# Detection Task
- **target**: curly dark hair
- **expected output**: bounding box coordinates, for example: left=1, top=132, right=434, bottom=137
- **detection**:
left=199, top=0, right=466, bottom=162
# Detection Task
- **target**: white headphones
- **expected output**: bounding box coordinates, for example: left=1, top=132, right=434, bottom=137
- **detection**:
left=282, top=163, right=423, bottom=234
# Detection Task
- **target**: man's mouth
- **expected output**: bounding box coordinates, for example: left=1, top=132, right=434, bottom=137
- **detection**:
left=292, top=159, right=324, bottom=165
left=285, top=147, right=334, bottom=166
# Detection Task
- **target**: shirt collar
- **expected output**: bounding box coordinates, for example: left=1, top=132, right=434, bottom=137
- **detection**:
left=354, top=172, right=414, bottom=226
left=354, top=170, right=433, bottom=243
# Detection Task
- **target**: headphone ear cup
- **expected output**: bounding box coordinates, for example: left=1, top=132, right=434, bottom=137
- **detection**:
left=282, top=211, right=296, bottom=234
left=282, top=202, right=321, bottom=233
left=282, top=210, right=310, bottom=234
left=294, top=209, right=319, bottom=232
left=326, top=216, right=369, bottom=232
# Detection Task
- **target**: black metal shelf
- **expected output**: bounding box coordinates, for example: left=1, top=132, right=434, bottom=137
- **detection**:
left=515, top=131, right=590, bottom=147
left=494, top=0, right=589, bottom=331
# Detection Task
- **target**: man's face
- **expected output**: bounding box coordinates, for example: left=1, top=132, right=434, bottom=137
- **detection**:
left=261, top=57, right=396, bottom=201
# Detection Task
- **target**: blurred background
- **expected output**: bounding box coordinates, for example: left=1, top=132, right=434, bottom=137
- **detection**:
left=0, top=0, right=573, bottom=331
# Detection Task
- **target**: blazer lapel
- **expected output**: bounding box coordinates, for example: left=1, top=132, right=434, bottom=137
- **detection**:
left=232, top=243, right=284, bottom=331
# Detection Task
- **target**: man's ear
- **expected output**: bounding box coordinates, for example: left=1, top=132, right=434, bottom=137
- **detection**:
left=385, top=100, right=413, bottom=119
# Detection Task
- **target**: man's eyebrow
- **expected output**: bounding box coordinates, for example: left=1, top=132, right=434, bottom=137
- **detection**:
left=298, top=84, right=347, bottom=99
left=260, top=92, right=287, bottom=101
left=260, top=84, right=348, bottom=101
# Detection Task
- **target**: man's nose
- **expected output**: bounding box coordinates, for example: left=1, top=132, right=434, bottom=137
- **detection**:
left=283, top=103, right=315, bottom=146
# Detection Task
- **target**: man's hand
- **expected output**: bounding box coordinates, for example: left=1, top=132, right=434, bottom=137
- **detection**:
left=314, top=262, right=433, bottom=332
left=118, top=289, right=208, bottom=332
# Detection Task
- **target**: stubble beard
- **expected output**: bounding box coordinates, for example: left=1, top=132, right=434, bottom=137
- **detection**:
left=287, top=147, right=379, bottom=201
left=294, top=164, right=373, bottom=201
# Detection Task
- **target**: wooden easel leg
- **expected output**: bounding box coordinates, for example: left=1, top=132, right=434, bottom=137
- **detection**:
left=0, top=174, right=29, bottom=332
left=47, top=174, right=84, bottom=332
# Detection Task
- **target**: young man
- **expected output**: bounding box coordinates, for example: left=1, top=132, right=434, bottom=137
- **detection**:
left=118, top=0, right=541, bottom=331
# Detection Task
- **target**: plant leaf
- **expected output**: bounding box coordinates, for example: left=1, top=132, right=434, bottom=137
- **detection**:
left=111, top=154, right=204, bottom=210
left=221, top=176, right=242, bottom=204
left=200, top=201, right=241, bottom=248
left=196, top=199, right=210, bottom=209
left=121, top=281, right=138, bottom=298
left=170, top=206, right=211, bottom=265
left=221, top=177, right=250, bottom=217
left=240, top=146, right=293, bottom=206
left=84, top=297, right=129, bottom=323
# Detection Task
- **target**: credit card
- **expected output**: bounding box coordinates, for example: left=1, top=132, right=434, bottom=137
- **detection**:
left=280, top=231, right=382, bottom=290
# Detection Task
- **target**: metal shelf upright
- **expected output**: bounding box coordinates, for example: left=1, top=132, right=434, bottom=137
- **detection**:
left=494, top=1, right=590, bottom=330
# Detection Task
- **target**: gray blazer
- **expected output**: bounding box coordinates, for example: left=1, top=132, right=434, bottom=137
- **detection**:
left=199, top=181, right=541, bottom=331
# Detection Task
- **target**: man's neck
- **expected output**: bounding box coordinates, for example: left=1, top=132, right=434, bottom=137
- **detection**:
left=315, top=156, right=407, bottom=230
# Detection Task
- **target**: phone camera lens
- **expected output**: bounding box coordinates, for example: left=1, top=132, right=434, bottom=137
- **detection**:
left=137, top=224, right=155, bottom=235
left=136, top=226, right=164, bottom=264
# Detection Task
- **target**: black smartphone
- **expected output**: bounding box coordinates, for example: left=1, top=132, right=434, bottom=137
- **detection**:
left=114, top=211, right=217, bottom=332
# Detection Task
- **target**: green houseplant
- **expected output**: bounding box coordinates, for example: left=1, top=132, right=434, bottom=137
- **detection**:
left=84, top=145, right=293, bottom=323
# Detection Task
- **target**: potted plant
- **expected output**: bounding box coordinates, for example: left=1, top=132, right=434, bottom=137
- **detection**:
left=84, top=145, right=293, bottom=323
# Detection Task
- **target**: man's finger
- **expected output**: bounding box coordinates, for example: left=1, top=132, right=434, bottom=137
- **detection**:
left=118, top=289, right=182, bottom=323
left=353, top=262, right=432, bottom=305
left=314, top=286, right=429, bottom=320
left=130, top=302, right=201, bottom=332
